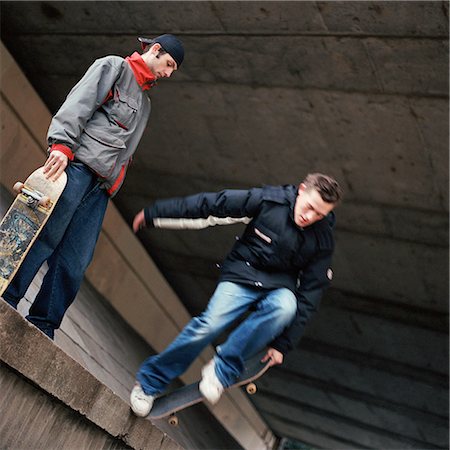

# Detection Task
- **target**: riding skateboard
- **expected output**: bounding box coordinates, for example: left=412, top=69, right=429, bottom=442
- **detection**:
left=0, top=167, right=67, bottom=296
left=148, top=349, right=271, bottom=425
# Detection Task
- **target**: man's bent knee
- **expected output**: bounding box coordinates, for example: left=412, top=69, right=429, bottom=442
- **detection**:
left=189, top=315, right=220, bottom=338
left=273, top=289, right=297, bottom=324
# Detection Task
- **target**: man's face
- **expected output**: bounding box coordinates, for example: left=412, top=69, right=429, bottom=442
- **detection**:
left=293, top=184, right=335, bottom=228
left=143, top=44, right=178, bottom=79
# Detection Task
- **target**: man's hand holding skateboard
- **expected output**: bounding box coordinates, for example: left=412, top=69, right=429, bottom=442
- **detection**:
left=43, top=150, right=68, bottom=182
left=261, top=347, right=283, bottom=367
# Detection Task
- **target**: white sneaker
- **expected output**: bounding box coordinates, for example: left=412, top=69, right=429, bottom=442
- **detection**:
left=130, top=383, right=155, bottom=417
left=199, top=359, right=224, bottom=405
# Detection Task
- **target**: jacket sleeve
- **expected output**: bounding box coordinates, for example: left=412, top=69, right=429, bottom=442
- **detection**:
left=47, top=56, right=122, bottom=157
left=143, top=188, right=263, bottom=230
left=270, top=214, right=336, bottom=355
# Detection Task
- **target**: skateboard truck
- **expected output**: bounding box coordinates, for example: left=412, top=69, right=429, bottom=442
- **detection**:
left=14, top=182, right=50, bottom=210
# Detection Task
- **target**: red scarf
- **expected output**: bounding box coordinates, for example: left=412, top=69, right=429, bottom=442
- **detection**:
left=125, top=52, right=156, bottom=91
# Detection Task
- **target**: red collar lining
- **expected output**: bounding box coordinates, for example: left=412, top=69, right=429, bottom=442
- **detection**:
left=126, top=52, right=156, bottom=91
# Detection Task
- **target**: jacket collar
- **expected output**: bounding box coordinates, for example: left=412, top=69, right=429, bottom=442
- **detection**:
left=126, top=52, right=156, bottom=91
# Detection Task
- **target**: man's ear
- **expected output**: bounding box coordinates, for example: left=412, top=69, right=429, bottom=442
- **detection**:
left=298, top=183, right=307, bottom=194
left=150, top=43, right=162, bottom=54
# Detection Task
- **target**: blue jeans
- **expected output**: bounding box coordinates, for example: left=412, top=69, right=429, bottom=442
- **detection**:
left=137, top=281, right=297, bottom=395
left=2, top=162, right=108, bottom=339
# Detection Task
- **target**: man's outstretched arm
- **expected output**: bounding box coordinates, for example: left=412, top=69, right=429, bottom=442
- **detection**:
left=133, top=188, right=263, bottom=232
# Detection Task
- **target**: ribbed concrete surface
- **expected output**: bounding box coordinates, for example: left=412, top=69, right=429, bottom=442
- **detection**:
left=1, top=365, right=132, bottom=450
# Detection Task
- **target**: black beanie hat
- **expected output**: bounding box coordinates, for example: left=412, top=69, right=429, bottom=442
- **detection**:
left=138, top=34, right=184, bottom=68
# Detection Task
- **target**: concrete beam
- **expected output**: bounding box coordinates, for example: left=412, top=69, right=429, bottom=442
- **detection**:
left=306, top=302, right=447, bottom=374
left=286, top=344, right=448, bottom=418
left=260, top=368, right=447, bottom=447
left=1, top=2, right=447, bottom=37
left=4, top=34, right=448, bottom=97
left=256, top=392, right=432, bottom=449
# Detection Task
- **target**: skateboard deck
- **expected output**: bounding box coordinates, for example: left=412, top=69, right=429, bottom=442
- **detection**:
left=0, top=167, right=67, bottom=296
left=149, top=349, right=271, bottom=423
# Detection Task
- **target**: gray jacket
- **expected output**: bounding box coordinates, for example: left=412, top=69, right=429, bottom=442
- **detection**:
left=47, top=54, right=151, bottom=196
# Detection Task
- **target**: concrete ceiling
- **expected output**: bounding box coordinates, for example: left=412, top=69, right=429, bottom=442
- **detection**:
left=1, top=2, right=448, bottom=449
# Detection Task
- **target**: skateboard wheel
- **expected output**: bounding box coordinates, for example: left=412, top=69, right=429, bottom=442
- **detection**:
left=13, top=182, right=24, bottom=194
left=246, top=383, right=257, bottom=395
left=168, top=415, right=179, bottom=426
left=39, top=196, right=50, bottom=207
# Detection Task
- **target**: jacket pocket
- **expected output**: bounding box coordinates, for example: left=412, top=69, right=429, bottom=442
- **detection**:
left=253, top=224, right=276, bottom=246
left=110, top=89, right=138, bottom=130
left=244, top=224, right=279, bottom=268
left=254, top=227, right=272, bottom=244
left=80, top=128, right=126, bottom=178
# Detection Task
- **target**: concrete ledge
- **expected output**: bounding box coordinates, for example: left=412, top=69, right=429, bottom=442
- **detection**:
left=0, top=301, right=182, bottom=450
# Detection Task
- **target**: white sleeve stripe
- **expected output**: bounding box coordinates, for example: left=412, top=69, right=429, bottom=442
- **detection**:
left=153, top=216, right=252, bottom=230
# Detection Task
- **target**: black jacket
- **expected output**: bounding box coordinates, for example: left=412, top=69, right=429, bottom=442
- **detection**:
left=144, top=185, right=335, bottom=354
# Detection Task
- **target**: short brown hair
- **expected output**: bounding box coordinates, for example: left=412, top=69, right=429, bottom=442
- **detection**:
left=303, top=173, right=343, bottom=204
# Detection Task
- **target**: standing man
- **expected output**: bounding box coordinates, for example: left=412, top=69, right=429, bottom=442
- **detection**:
left=2, top=34, right=184, bottom=340
left=130, top=173, right=342, bottom=416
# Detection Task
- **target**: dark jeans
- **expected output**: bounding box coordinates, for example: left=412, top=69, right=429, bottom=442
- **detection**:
left=2, top=162, right=108, bottom=338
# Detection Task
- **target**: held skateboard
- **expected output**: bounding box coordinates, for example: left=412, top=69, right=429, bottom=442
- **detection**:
left=148, top=349, right=271, bottom=425
left=0, top=167, right=67, bottom=296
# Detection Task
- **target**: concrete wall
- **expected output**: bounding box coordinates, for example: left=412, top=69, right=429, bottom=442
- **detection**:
left=1, top=2, right=447, bottom=447
left=0, top=302, right=181, bottom=450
